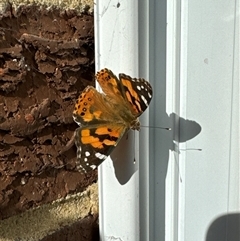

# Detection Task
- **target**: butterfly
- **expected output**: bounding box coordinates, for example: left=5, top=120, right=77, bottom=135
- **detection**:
left=72, top=68, right=153, bottom=173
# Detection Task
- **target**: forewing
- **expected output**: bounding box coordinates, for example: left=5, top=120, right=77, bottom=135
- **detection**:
left=119, top=73, right=153, bottom=116
left=73, top=86, right=114, bottom=126
left=75, top=123, right=127, bottom=173
left=96, top=68, right=125, bottom=103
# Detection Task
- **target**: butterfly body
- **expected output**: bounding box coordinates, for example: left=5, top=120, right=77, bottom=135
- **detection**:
left=73, top=68, right=152, bottom=173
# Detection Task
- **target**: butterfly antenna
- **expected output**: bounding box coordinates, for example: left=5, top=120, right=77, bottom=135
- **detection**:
left=141, top=125, right=171, bottom=131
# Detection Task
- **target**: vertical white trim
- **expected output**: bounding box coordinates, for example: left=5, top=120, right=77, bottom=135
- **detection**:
left=95, top=0, right=239, bottom=240
left=178, top=0, right=240, bottom=240
left=95, top=0, right=169, bottom=240
left=138, top=0, right=150, bottom=240
left=166, top=0, right=182, bottom=240
left=95, top=1, right=141, bottom=240
left=178, top=0, right=188, bottom=240
left=228, top=0, right=240, bottom=212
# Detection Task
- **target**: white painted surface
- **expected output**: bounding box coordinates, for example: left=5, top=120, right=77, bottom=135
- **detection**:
left=178, top=0, right=239, bottom=240
left=96, top=0, right=240, bottom=240
left=95, top=1, right=141, bottom=240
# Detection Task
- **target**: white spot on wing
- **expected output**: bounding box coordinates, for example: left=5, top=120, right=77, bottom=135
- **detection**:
left=141, top=95, right=148, bottom=106
left=85, top=151, right=90, bottom=157
left=95, top=152, right=107, bottom=159
left=90, top=165, right=97, bottom=169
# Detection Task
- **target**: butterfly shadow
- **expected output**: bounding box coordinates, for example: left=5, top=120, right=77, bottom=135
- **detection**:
left=169, top=113, right=202, bottom=152
left=110, top=131, right=137, bottom=185
left=109, top=112, right=202, bottom=185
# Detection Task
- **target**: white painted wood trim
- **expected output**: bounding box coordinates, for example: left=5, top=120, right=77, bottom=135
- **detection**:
left=95, top=1, right=143, bottom=240
left=95, top=0, right=240, bottom=240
